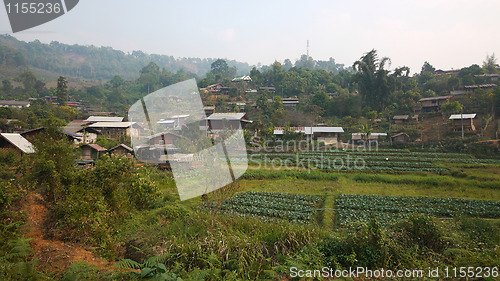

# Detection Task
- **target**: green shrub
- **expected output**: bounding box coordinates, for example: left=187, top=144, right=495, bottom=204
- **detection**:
left=396, top=214, right=444, bottom=252
left=156, top=204, right=189, bottom=220
left=318, top=216, right=387, bottom=269
left=128, top=174, right=160, bottom=210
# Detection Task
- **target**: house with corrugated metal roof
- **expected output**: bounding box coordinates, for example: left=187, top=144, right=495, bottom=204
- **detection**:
left=0, top=100, right=31, bottom=108
left=87, top=122, right=138, bottom=139
left=449, top=113, right=476, bottom=132
left=205, top=113, right=252, bottom=131
left=0, top=133, right=35, bottom=155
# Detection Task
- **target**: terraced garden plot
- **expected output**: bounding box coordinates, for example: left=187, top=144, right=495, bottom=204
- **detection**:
left=335, top=194, right=500, bottom=227
left=204, top=191, right=322, bottom=223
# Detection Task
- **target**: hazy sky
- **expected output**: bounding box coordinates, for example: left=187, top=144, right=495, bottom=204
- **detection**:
left=1, top=0, right=499, bottom=74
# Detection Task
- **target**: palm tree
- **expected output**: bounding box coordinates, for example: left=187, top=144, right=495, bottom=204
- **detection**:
left=359, top=123, right=372, bottom=142
left=353, top=50, right=392, bottom=111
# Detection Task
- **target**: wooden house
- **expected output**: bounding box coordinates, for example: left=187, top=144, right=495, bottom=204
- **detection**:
left=391, top=132, right=409, bottom=144
left=418, top=96, right=450, bottom=112
left=109, top=144, right=134, bottom=157
left=80, top=144, right=107, bottom=161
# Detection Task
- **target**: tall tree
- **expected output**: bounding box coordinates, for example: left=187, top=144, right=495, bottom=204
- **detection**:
left=2, top=79, right=13, bottom=94
left=56, top=76, right=68, bottom=106
left=295, top=54, right=315, bottom=69
left=211, top=59, right=230, bottom=77
left=352, top=49, right=392, bottom=111
left=483, top=53, right=498, bottom=74
left=15, top=71, right=37, bottom=90
left=138, top=62, right=160, bottom=92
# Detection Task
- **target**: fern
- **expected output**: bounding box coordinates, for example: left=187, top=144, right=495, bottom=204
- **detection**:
left=116, top=255, right=182, bottom=280
left=142, top=253, right=172, bottom=268
left=0, top=252, right=25, bottom=263
left=0, top=238, right=32, bottom=263
left=0, top=238, right=48, bottom=280
left=115, top=258, right=142, bottom=269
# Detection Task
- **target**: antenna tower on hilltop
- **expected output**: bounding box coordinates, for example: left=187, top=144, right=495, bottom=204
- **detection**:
left=307, top=40, right=309, bottom=59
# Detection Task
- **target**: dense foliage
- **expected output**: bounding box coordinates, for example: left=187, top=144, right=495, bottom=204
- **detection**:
left=0, top=34, right=252, bottom=80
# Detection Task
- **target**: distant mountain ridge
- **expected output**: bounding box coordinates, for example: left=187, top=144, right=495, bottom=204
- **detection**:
left=0, top=34, right=253, bottom=81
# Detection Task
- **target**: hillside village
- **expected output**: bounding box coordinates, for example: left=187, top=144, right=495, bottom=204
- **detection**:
left=1, top=69, right=499, bottom=161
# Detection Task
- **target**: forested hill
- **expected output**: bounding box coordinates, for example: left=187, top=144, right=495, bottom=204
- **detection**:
left=0, top=34, right=253, bottom=81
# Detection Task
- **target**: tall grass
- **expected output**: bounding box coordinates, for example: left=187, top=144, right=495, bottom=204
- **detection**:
left=116, top=204, right=328, bottom=279
left=242, top=169, right=341, bottom=181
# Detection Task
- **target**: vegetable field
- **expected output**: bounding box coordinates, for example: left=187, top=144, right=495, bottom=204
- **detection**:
left=205, top=191, right=322, bottom=223
left=249, top=150, right=500, bottom=172
left=335, top=194, right=500, bottom=226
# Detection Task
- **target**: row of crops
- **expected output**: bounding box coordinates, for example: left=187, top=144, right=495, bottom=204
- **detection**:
left=248, top=150, right=500, bottom=172
left=204, top=191, right=322, bottom=223
left=335, top=194, right=500, bottom=226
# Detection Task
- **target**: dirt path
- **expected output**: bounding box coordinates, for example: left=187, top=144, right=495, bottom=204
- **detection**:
left=21, top=191, right=112, bottom=275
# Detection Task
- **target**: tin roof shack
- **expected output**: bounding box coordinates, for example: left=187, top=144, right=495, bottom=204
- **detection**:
left=449, top=114, right=476, bottom=132
left=393, top=115, right=409, bottom=124
left=312, top=127, right=343, bottom=145
left=80, top=144, right=107, bottom=161
left=274, top=127, right=344, bottom=144
left=351, top=133, right=363, bottom=144
left=0, top=133, right=35, bottom=156
left=391, top=132, right=409, bottom=144
left=418, top=96, right=450, bottom=112
left=206, top=113, right=252, bottom=131
left=351, top=133, right=387, bottom=145
left=369, top=133, right=388, bottom=141
left=109, top=144, right=134, bottom=158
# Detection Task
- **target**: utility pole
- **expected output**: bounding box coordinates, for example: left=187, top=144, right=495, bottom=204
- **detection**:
left=437, top=123, right=440, bottom=141
left=461, top=108, right=464, bottom=141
